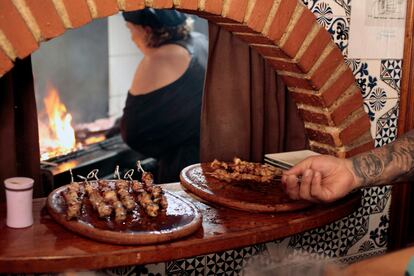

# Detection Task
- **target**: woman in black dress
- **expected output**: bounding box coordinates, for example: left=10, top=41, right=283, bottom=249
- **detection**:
left=120, top=8, right=208, bottom=183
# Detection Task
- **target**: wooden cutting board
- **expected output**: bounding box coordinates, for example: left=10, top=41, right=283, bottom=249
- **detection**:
left=180, top=163, right=312, bottom=212
left=47, top=185, right=202, bottom=245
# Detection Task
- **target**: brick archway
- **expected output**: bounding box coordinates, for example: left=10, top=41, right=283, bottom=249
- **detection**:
left=0, top=0, right=373, bottom=157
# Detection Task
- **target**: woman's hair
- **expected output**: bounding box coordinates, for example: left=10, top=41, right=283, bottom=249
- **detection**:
left=146, top=17, right=194, bottom=48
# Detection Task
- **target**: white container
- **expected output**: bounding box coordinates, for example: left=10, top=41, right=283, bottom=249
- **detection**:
left=4, top=177, right=34, bottom=228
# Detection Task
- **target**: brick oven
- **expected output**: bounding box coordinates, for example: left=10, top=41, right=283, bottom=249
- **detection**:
left=0, top=0, right=378, bottom=210
left=0, top=0, right=373, bottom=162
left=2, top=0, right=401, bottom=272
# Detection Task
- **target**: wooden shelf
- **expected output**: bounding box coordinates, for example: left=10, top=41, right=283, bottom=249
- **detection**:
left=0, top=183, right=361, bottom=273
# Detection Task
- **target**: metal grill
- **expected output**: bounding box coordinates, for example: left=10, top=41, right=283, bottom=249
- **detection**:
left=40, top=135, right=155, bottom=193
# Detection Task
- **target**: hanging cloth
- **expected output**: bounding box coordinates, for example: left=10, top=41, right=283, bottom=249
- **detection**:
left=200, top=23, right=308, bottom=162
left=0, top=57, right=42, bottom=202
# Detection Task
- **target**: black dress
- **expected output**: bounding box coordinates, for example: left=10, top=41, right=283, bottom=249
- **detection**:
left=120, top=32, right=208, bottom=183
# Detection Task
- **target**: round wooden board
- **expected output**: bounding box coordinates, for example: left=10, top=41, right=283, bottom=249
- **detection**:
left=47, top=185, right=202, bottom=245
left=180, top=163, right=312, bottom=212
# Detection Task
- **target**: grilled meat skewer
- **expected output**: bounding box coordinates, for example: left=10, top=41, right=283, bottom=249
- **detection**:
left=62, top=182, right=82, bottom=220
left=85, top=184, right=113, bottom=218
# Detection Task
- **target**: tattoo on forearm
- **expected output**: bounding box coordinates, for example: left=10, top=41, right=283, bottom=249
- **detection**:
left=350, top=129, right=414, bottom=187
left=352, top=154, right=384, bottom=186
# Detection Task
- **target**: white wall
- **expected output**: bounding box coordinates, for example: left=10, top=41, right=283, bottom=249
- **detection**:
left=108, top=13, right=143, bottom=118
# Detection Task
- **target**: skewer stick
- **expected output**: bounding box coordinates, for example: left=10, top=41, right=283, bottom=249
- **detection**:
left=77, top=175, right=89, bottom=185
left=136, top=161, right=145, bottom=173
left=124, top=169, right=134, bottom=181
left=114, top=165, right=121, bottom=180
left=69, top=169, right=74, bottom=183
left=87, top=169, right=99, bottom=180
left=77, top=175, right=89, bottom=197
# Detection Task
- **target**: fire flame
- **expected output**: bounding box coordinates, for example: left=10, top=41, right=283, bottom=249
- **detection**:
left=39, top=86, right=78, bottom=160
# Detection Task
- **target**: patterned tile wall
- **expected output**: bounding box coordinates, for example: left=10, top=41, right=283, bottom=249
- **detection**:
left=103, top=1, right=403, bottom=275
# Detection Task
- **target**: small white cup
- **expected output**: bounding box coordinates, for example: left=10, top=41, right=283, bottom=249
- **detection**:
left=4, top=177, right=34, bottom=228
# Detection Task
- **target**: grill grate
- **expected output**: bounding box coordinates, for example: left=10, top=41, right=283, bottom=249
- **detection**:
left=40, top=135, right=155, bottom=194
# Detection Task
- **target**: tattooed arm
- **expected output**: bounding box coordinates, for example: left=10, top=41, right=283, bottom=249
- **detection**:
left=351, top=130, right=414, bottom=187
left=281, top=129, right=414, bottom=202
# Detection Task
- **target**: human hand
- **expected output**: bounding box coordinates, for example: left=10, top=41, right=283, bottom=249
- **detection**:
left=281, top=155, right=360, bottom=203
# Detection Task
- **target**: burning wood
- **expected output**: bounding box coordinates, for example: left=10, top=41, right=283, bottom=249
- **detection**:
left=38, top=85, right=114, bottom=161
left=38, top=85, right=80, bottom=161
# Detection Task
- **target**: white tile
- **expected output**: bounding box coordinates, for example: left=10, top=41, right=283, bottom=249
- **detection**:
left=364, top=98, right=399, bottom=144
left=109, top=55, right=141, bottom=98
left=326, top=16, right=349, bottom=58
left=305, top=0, right=350, bottom=17
left=349, top=59, right=399, bottom=100
left=108, top=13, right=142, bottom=56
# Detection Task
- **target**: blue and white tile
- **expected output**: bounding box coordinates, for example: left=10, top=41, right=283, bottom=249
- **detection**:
left=102, top=263, right=165, bottom=275
left=373, top=99, right=399, bottom=147
left=327, top=16, right=350, bottom=57
left=163, top=245, right=266, bottom=275
left=303, top=0, right=350, bottom=17
left=380, top=59, right=402, bottom=95
left=337, top=205, right=370, bottom=257
left=349, top=59, right=399, bottom=100
left=336, top=183, right=392, bottom=258
left=288, top=220, right=343, bottom=257
left=363, top=97, right=399, bottom=143
left=303, top=1, right=350, bottom=57
left=347, top=187, right=391, bottom=256
left=167, top=255, right=206, bottom=275
left=337, top=248, right=386, bottom=264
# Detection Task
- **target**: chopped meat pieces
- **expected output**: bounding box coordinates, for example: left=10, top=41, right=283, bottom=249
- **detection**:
left=208, top=157, right=283, bottom=183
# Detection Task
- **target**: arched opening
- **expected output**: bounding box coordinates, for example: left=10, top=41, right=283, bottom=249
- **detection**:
left=0, top=0, right=373, bottom=157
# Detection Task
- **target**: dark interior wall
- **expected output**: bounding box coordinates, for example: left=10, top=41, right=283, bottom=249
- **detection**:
left=32, top=18, right=109, bottom=125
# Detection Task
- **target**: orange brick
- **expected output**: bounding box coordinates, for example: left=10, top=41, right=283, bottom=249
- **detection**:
left=205, top=0, right=224, bottom=15
left=62, top=0, right=92, bottom=28
left=309, top=143, right=339, bottom=156
left=246, top=0, right=274, bottom=32
left=321, top=69, right=357, bottom=107
left=0, top=49, right=13, bottom=77
left=281, top=8, right=315, bottom=58
left=345, top=141, right=375, bottom=157
left=0, top=1, right=38, bottom=58
left=251, top=45, right=290, bottom=59
left=218, top=23, right=251, bottom=32
left=282, top=75, right=314, bottom=90
left=234, top=33, right=275, bottom=45
left=152, top=0, right=174, bottom=8
left=331, top=92, right=364, bottom=125
left=306, top=128, right=336, bottom=147
left=266, top=59, right=302, bottom=74
left=267, top=0, right=297, bottom=42
left=25, top=0, right=65, bottom=39
left=226, top=0, right=248, bottom=22
left=124, top=0, right=145, bottom=11
left=299, top=109, right=330, bottom=125
left=290, top=90, right=324, bottom=107
left=202, top=14, right=236, bottom=23
left=310, top=47, right=344, bottom=89
left=91, top=0, right=119, bottom=17
left=339, top=115, right=371, bottom=145
left=178, top=0, right=198, bottom=10
left=298, top=26, right=331, bottom=73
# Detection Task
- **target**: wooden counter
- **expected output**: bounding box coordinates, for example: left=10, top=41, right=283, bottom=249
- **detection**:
left=0, top=183, right=361, bottom=273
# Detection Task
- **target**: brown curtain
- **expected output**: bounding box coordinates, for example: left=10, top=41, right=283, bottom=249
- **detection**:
left=0, top=57, right=41, bottom=202
left=200, top=23, right=308, bottom=162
